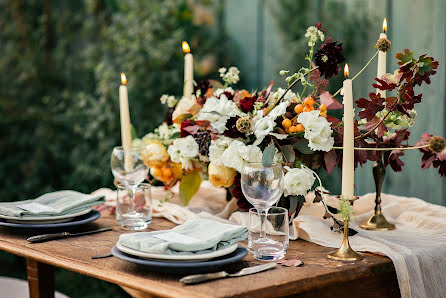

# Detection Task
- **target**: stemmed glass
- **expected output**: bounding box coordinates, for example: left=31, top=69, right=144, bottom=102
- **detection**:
left=241, top=162, right=284, bottom=247
left=111, top=146, right=148, bottom=229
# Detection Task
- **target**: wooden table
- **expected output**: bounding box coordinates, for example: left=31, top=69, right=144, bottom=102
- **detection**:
left=0, top=214, right=400, bottom=298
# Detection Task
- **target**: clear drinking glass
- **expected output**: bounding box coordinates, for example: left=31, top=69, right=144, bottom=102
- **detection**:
left=116, top=183, right=152, bottom=230
left=241, top=162, right=284, bottom=260
left=111, top=146, right=149, bottom=230
left=248, top=207, right=289, bottom=260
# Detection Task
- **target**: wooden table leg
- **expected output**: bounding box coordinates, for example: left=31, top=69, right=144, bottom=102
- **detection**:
left=26, top=258, right=54, bottom=298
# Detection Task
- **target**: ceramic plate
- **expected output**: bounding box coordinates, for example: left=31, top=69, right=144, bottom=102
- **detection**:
left=0, top=208, right=92, bottom=224
left=111, top=245, right=248, bottom=274
left=0, top=210, right=101, bottom=233
left=116, top=242, right=238, bottom=262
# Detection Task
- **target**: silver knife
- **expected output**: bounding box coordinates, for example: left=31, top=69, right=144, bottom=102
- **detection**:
left=180, top=263, right=277, bottom=284
left=27, top=227, right=113, bottom=243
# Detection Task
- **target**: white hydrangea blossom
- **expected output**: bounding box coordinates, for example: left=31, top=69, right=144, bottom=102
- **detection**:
left=305, top=26, right=324, bottom=47
left=378, top=109, right=417, bottom=130
left=167, top=135, right=199, bottom=170
left=219, top=66, right=240, bottom=85
left=283, top=166, right=315, bottom=196
left=140, top=123, right=180, bottom=146
left=214, top=87, right=234, bottom=98
left=160, top=94, right=178, bottom=108
left=196, top=94, right=244, bottom=133
left=221, top=140, right=262, bottom=172
left=297, top=110, right=334, bottom=152
left=209, top=136, right=234, bottom=166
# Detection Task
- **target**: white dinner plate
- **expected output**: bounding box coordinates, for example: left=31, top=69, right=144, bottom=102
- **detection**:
left=116, top=242, right=239, bottom=262
left=0, top=208, right=92, bottom=224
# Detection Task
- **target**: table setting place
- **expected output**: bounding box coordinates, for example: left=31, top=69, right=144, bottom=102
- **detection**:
left=2, top=17, right=446, bottom=298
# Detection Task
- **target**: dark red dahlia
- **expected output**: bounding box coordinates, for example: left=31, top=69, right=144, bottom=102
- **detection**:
left=231, top=175, right=253, bottom=211
left=239, top=96, right=256, bottom=113
left=223, top=116, right=245, bottom=138
left=315, top=41, right=345, bottom=79
left=222, top=91, right=234, bottom=101
left=194, top=80, right=212, bottom=97
left=180, top=120, right=195, bottom=138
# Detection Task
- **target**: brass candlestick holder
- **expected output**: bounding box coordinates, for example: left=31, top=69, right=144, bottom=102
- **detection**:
left=327, top=196, right=363, bottom=261
left=360, top=160, right=396, bottom=231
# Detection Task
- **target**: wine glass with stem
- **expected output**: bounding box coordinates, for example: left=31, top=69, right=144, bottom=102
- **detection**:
left=111, top=146, right=148, bottom=219
left=241, top=162, right=284, bottom=245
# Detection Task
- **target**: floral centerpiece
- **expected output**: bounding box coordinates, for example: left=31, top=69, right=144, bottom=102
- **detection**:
left=134, top=24, right=445, bottom=221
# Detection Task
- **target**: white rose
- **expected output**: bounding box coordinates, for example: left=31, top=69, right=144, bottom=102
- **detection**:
left=167, top=136, right=199, bottom=170
left=268, top=101, right=290, bottom=119
left=297, top=110, right=334, bottom=152
left=221, top=140, right=262, bottom=172
left=253, top=116, right=276, bottom=145
left=209, top=137, right=233, bottom=166
left=283, top=166, right=315, bottom=196
left=196, top=94, right=242, bottom=133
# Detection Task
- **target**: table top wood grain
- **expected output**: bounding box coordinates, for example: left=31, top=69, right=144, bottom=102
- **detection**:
left=0, top=213, right=400, bottom=298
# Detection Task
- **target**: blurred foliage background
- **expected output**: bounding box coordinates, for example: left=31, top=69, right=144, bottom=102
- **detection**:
left=0, top=0, right=444, bottom=297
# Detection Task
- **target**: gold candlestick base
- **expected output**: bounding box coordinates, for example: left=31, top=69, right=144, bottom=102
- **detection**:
left=360, top=213, right=395, bottom=231
left=327, top=214, right=363, bottom=261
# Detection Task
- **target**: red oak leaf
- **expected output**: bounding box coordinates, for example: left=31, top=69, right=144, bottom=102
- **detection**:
left=356, top=93, right=385, bottom=121
left=395, top=49, right=415, bottom=66
left=324, top=150, right=338, bottom=174
left=373, top=78, right=398, bottom=91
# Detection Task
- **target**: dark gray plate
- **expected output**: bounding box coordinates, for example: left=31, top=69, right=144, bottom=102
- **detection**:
left=0, top=210, right=101, bottom=233
left=112, top=245, right=248, bottom=274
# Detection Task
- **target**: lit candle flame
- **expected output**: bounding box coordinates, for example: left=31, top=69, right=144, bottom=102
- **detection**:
left=121, top=73, right=127, bottom=85
left=182, top=41, right=191, bottom=54
left=344, top=64, right=349, bottom=78
left=383, top=18, right=387, bottom=33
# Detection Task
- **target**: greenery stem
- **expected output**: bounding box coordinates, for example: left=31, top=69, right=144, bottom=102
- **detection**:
left=332, top=50, right=379, bottom=98
left=332, top=144, right=430, bottom=151
left=277, top=67, right=319, bottom=103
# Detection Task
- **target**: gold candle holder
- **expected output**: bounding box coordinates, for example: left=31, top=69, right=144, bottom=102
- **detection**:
left=360, top=161, right=396, bottom=231
left=327, top=196, right=363, bottom=261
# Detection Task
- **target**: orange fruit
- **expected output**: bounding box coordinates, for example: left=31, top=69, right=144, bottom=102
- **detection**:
left=285, top=127, right=291, bottom=134
left=294, top=104, right=304, bottom=114
left=320, top=111, right=327, bottom=118
left=162, top=167, right=173, bottom=178
left=151, top=167, right=162, bottom=178
left=289, top=126, right=298, bottom=133
left=319, top=104, right=327, bottom=112
left=304, top=97, right=315, bottom=107
left=282, top=118, right=292, bottom=128
left=303, top=106, right=314, bottom=112
left=296, top=124, right=305, bottom=132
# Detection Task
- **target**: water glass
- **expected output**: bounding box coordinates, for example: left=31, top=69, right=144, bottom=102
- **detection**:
left=116, top=183, right=152, bottom=230
left=248, top=207, right=289, bottom=261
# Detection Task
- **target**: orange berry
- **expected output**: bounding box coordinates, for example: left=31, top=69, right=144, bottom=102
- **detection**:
left=162, top=167, right=173, bottom=178
left=303, top=106, right=313, bottom=112
left=151, top=167, right=162, bottom=178
left=304, top=97, right=315, bottom=107
left=319, top=104, right=327, bottom=112
left=289, top=126, right=298, bottom=133
left=282, top=118, right=292, bottom=128
left=285, top=127, right=291, bottom=134
left=320, top=111, right=327, bottom=118
left=296, top=124, right=305, bottom=132
left=294, top=104, right=304, bottom=114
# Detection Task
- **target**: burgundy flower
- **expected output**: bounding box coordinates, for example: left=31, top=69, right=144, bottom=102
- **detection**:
left=223, top=116, right=245, bottom=138
left=180, top=120, right=195, bottom=138
left=239, top=96, right=256, bottom=113
left=194, top=80, right=212, bottom=97
left=315, top=41, right=345, bottom=79
left=416, top=133, right=446, bottom=177
left=231, top=175, right=253, bottom=211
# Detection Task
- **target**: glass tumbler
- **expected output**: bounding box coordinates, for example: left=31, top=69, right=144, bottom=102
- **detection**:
left=248, top=207, right=289, bottom=261
left=116, top=183, right=152, bottom=230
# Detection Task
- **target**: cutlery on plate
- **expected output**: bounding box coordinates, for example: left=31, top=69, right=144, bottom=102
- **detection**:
left=180, top=262, right=277, bottom=284
left=27, top=227, right=113, bottom=243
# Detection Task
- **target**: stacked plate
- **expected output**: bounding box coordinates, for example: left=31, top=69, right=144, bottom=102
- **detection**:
left=112, top=242, right=248, bottom=274
left=0, top=208, right=101, bottom=232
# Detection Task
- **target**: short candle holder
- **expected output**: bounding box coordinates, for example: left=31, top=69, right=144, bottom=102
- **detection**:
left=360, top=161, right=396, bottom=231
left=327, top=196, right=363, bottom=261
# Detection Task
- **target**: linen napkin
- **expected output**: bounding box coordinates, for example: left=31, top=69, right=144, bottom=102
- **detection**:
left=0, top=190, right=105, bottom=218
left=118, top=218, right=248, bottom=255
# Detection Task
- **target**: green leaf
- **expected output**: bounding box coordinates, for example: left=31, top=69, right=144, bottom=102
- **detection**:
left=262, top=143, right=275, bottom=167
left=179, top=171, right=202, bottom=205
left=130, top=124, right=137, bottom=140
left=282, top=145, right=295, bottom=163
left=288, top=195, right=306, bottom=217
left=395, top=49, right=414, bottom=66
left=292, top=139, right=313, bottom=154
left=169, top=131, right=180, bottom=139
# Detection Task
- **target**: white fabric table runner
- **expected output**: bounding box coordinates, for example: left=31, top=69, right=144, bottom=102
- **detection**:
left=94, top=184, right=446, bottom=298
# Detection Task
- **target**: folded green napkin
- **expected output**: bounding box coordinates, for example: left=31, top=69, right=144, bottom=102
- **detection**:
left=0, top=190, right=105, bottom=218
left=118, top=219, right=248, bottom=255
